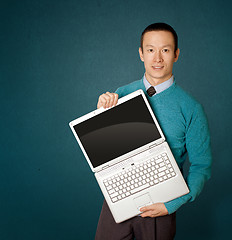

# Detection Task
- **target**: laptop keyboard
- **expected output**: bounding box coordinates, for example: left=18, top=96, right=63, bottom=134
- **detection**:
left=103, top=152, right=176, bottom=203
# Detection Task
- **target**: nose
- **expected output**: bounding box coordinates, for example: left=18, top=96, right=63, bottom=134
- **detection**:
left=153, top=51, right=162, bottom=62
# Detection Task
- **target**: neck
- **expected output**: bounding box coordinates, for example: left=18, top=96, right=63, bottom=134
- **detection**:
left=145, top=73, right=173, bottom=86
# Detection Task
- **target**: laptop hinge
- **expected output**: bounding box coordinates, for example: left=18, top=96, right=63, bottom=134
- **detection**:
left=101, top=165, right=109, bottom=170
left=149, top=143, right=157, bottom=149
left=149, top=139, right=165, bottom=149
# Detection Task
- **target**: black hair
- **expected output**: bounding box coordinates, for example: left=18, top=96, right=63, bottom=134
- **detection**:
left=140, top=22, right=178, bottom=52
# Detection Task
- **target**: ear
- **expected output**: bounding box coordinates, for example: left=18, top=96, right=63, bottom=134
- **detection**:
left=139, top=47, right=144, bottom=62
left=174, top=48, right=180, bottom=62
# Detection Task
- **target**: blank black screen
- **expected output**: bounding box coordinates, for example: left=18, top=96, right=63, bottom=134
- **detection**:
left=73, top=95, right=161, bottom=168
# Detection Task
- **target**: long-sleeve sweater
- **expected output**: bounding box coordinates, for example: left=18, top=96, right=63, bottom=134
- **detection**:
left=115, top=79, right=212, bottom=214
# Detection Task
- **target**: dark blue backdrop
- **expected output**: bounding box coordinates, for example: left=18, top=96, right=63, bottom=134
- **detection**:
left=1, top=0, right=232, bottom=239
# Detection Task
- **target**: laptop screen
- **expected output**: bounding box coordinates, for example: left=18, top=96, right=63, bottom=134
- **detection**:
left=73, top=95, right=162, bottom=168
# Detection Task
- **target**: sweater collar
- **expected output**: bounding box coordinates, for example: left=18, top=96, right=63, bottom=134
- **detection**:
left=143, top=74, right=174, bottom=95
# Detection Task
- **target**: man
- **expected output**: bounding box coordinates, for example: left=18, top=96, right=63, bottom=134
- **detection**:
left=95, top=23, right=212, bottom=240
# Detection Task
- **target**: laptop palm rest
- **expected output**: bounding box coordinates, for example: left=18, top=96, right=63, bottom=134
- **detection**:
left=134, top=193, right=153, bottom=210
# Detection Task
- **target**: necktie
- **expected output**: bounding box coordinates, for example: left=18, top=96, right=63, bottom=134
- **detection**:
left=147, top=86, right=156, bottom=97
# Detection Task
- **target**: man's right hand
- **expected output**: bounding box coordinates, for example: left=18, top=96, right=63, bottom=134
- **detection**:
left=97, top=92, right=119, bottom=109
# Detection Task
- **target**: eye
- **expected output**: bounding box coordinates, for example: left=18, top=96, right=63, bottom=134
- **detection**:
left=162, top=49, right=169, bottom=53
left=147, top=49, right=154, bottom=53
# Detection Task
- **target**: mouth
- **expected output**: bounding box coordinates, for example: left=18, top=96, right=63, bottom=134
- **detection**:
left=152, top=66, right=164, bottom=70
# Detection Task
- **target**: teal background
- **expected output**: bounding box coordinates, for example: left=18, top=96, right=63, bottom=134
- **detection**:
left=1, top=0, right=231, bottom=239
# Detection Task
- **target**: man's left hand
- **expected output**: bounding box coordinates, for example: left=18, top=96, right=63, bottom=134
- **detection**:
left=140, top=203, right=168, bottom=218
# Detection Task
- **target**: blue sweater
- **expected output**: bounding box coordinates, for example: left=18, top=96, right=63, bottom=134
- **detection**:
left=116, top=79, right=212, bottom=214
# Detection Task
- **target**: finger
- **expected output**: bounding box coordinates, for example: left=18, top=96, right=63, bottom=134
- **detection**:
left=104, top=92, right=113, bottom=108
left=103, top=92, right=112, bottom=108
left=140, top=205, right=154, bottom=212
left=113, top=93, right=118, bottom=106
left=140, top=203, right=163, bottom=212
left=141, top=209, right=163, bottom=218
left=98, top=93, right=112, bottom=108
left=105, top=92, right=115, bottom=108
left=97, top=94, right=108, bottom=109
left=140, top=210, right=157, bottom=218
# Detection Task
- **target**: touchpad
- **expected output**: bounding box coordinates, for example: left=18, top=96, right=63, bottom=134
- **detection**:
left=134, top=193, right=153, bottom=210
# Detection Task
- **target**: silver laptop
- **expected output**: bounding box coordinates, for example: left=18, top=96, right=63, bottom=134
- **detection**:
left=69, top=89, right=189, bottom=223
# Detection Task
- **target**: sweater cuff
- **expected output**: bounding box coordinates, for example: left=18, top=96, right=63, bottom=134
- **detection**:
left=164, top=194, right=192, bottom=214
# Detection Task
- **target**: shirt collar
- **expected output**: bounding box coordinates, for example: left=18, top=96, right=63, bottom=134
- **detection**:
left=143, top=74, right=174, bottom=95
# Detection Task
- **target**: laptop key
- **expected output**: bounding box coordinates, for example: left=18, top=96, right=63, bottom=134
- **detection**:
left=104, top=153, right=177, bottom=203
left=131, top=183, right=150, bottom=194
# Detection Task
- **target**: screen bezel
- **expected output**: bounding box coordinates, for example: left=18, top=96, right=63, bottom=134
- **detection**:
left=69, top=89, right=165, bottom=172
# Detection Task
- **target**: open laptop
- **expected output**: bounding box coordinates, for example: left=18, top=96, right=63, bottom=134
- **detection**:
left=69, top=89, right=189, bottom=223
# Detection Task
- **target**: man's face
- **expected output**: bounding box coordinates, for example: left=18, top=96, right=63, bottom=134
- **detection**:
left=139, top=31, right=180, bottom=86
